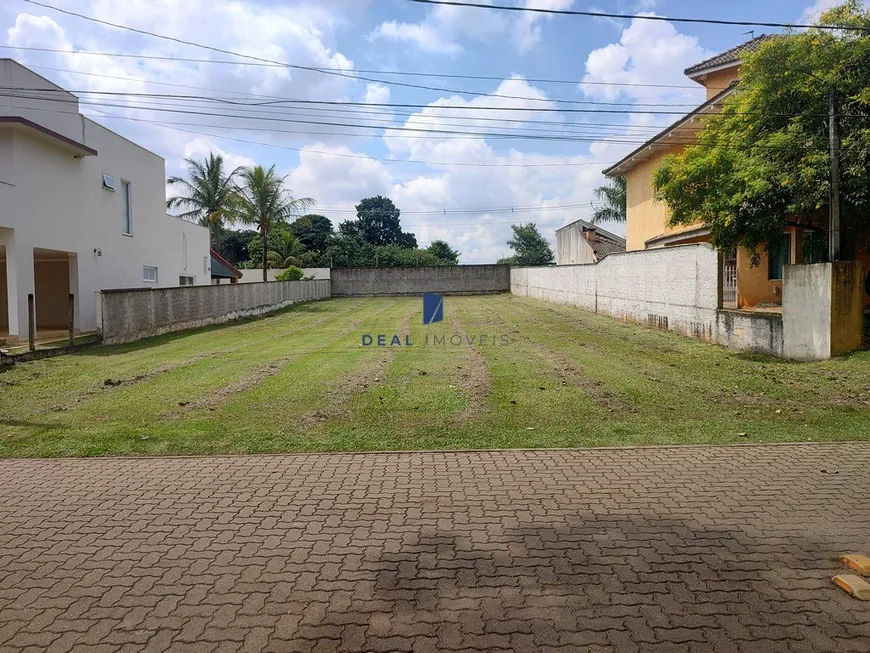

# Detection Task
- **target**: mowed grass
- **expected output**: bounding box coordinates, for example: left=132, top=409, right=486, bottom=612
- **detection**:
left=1, top=294, right=868, bottom=457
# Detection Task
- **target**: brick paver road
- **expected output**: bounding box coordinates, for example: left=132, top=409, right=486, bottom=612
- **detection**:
left=1, top=444, right=869, bottom=653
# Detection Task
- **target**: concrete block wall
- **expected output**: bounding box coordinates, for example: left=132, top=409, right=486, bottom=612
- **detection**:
left=782, top=261, right=865, bottom=361
left=331, top=265, right=510, bottom=297
left=511, top=244, right=784, bottom=356
left=512, top=244, right=720, bottom=336
left=97, top=279, right=330, bottom=344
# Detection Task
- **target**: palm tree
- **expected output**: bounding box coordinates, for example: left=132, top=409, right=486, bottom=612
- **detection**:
left=267, top=231, right=306, bottom=268
left=591, top=176, right=627, bottom=224
left=166, top=153, right=244, bottom=247
left=236, top=165, right=313, bottom=281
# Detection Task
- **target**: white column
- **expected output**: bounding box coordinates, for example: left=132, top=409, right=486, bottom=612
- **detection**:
left=1, top=232, right=34, bottom=341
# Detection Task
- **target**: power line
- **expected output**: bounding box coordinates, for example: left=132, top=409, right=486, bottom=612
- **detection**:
left=0, top=45, right=724, bottom=92
left=403, top=0, right=868, bottom=32
left=14, top=1, right=714, bottom=107
left=2, top=86, right=819, bottom=119
left=3, top=90, right=835, bottom=154
left=12, top=99, right=621, bottom=168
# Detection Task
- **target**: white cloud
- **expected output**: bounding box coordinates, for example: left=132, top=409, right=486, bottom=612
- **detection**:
left=513, top=0, right=575, bottom=53
left=580, top=14, right=711, bottom=104
left=286, top=144, right=393, bottom=223
left=182, top=136, right=257, bottom=172
left=371, top=0, right=570, bottom=54
left=363, top=83, right=390, bottom=106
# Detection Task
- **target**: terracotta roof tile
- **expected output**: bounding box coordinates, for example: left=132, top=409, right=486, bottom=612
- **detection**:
left=684, top=34, right=775, bottom=77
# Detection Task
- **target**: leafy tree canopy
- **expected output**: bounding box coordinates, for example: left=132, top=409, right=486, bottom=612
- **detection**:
left=653, top=1, right=870, bottom=262
left=342, top=196, right=418, bottom=248
left=289, top=214, right=333, bottom=253
left=426, top=240, right=460, bottom=264
left=498, top=223, right=554, bottom=266
left=215, top=229, right=257, bottom=267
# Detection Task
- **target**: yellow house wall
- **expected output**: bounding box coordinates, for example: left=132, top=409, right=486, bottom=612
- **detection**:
left=703, top=67, right=740, bottom=100
left=737, top=226, right=804, bottom=308
left=625, top=146, right=692, bottom=251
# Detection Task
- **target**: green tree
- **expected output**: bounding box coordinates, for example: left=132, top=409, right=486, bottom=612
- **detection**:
left=591, top=177, right=627, bottom=224
left=289, top=214, right=333, bottom=253
left=236, top=165, right=313, bottom=281
left=426, top=240, right=460, bottom=264
left=344, top=196, right=417, bottom=248
left=653, top=2, right=870, bottom=262
left=498, top=223, right=554, bottom=266
left=166, top=153, right=243, bottom=248
left=214, top=229, right=257, bottom=267
left=268, top=231, right=306, bottom=268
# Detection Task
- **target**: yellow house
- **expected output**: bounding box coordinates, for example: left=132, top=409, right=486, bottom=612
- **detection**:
left=603, top=35, right=834, bottom=310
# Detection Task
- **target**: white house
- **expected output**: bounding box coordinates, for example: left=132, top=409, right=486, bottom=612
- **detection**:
left=0, top=60, right=210, bottom=343
left=555, top=219, right=626, bottom=265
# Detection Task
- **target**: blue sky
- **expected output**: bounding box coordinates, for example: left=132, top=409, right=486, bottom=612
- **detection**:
left=0, top=0, right=840, bottom=262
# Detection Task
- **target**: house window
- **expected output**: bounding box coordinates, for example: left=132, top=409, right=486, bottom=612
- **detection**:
left=102, top=173, right=116, bottom=191
left=143, top=266, right=158, bottom=283
left=179, top=275, right=195, bottom=286
left=768, top=233, right=792, bottom=280
left=121, top=180, right=132, bottom=235
left=802, top=231, right=827, bottom=264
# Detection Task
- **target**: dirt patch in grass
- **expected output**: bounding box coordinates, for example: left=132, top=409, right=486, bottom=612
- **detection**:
left=483, top=304, right=633, bottom=415
left=446, top=312, right=493, bottom=424
left=164, top=318, right=368, bottom=418
left=44, top=354, right=221, bottom=414
left=294, top=310, right=414, bottom=430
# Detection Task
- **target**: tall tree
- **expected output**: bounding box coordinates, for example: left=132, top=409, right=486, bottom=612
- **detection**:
left=349, top=196, right=417, bottom=248
left=426, top=240, right=460, bottom=264
left=591, top=177, right=627, bottom=224
left=166, top=153, right=243, bottom=247
left=498, top=223, right=555, bottom=266
left=289, top=214, right=333, bottom=253
left=236, top=165, right=313, bottom=281
left=653, top=2, right=870, bottom=261
left=215, top=229, right=257, bottom=267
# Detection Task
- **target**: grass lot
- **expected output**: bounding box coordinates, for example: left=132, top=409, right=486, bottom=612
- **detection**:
left=1, top=294, right=868, bottom=457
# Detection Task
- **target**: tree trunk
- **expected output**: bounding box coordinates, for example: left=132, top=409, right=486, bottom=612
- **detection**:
left=261, top=221, right=268, bottom=282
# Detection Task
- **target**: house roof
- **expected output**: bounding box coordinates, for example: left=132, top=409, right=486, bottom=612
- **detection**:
left=557, top=218, right=626, bottom=260
left=684, top=34, right=774, bottom=80
left=602, top=82, right=736, bottom=178
left=210, top=248, right=241, bottom=279
left=0, top=116, right=97, bottom=157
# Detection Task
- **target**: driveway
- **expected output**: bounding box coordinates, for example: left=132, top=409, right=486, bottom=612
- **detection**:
left=1, top=444, right=869, bottom=652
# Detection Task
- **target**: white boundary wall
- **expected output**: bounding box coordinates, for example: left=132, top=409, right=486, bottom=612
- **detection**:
left=511, top=244, right=784, bottom=356
left=97, top=279, right=330, bottom=344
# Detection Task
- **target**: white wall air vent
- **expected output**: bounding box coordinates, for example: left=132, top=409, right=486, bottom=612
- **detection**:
left=102, top=173, right=116, bottom=191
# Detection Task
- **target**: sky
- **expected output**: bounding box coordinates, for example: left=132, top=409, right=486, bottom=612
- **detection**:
left=0, top=0, right=844, bottom=263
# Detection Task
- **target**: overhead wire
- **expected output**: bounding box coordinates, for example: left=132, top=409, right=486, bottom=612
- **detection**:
left=402, top=0, right=869, bottom=32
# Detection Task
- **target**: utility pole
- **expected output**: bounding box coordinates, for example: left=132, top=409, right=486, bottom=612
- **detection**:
left=828, top=88, right=841, bottom=261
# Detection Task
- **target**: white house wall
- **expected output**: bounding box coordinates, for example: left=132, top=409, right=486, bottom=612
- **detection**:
left=0, top=60, right=210, bottom=338
left=556, top=223, right=596, bottom=265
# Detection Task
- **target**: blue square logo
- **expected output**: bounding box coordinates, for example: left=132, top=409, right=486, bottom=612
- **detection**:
left=423, top=293, right=443, bottom=325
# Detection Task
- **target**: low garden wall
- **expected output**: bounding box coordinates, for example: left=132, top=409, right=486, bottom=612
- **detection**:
left=331, top=265, right=510, bottom=297
left=97, top=279, right=331, bottom=344
left=511, top=244, right=784, bottom=356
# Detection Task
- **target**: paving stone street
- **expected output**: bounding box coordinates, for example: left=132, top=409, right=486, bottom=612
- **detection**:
left=1, top=444, right=869, bottom=652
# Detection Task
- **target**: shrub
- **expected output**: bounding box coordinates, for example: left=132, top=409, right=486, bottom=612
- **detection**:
left=275, top=266, right=305, bottom=281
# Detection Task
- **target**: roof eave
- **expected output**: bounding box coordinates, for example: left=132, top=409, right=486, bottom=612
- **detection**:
left=602, top=84, right=736, bottom=178
left=0, top=116, right=97, bottom=157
